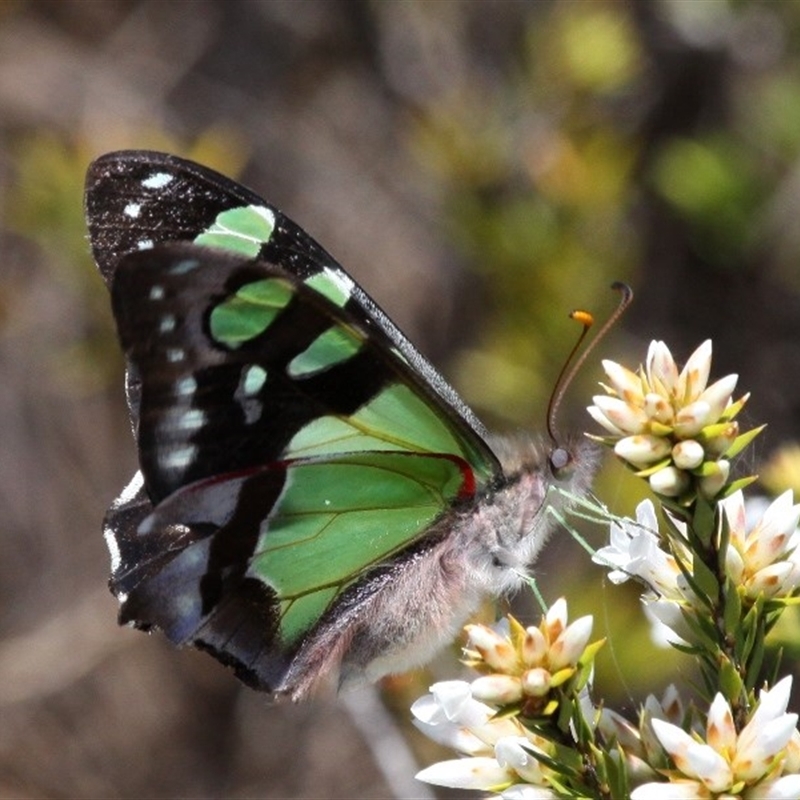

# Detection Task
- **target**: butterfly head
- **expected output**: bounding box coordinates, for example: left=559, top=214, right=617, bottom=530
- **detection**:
left=458, top=432, right=598, bottom=598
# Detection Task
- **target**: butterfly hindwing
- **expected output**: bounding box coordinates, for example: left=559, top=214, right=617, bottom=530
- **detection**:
left=113, top=451, right=470, bottom=691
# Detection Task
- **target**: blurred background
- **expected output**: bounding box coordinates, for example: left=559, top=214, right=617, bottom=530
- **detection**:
left=4, top=0, right=800, bottom=796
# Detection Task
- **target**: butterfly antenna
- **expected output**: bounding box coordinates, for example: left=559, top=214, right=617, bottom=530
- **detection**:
left=546, top=282, right=633, bottom=444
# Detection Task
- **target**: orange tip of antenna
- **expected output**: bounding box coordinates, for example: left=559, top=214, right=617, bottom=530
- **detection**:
left=570, top=310, right=595, bottom=327
left=546, top=283, right=633, bottom=445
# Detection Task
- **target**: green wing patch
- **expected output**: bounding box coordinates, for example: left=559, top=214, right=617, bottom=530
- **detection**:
left=209, top=277, right=294, bottom=347
left=249, top=451, right=468, bottom=643
left=287, top=323, right=364, bottom=378
left=194, top=205, right=276, bottom=257
left=285, top=383, right=494, bottom=484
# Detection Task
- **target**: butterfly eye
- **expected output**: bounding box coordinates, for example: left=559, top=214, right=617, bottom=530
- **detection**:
left=549, top=447, right=573, bottom=481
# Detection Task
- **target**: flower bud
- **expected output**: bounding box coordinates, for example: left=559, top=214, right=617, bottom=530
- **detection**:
left=672, top=439, right=704, bottom=469
left=746, top=562, right=794, bottom=599
left=470, top=675, right=524, bottom=705
left=521, top=626, right=547, bottom=667
left=521, top=667, right=551, bottom=697
left=465, top=624, right=518, bottom=672
left=674, top=400, right=713, bottom=438
left=649, top=466, right=690, bottom=497
left=602, top=360, right=644, bottom=405
left=590, top=395, right=649, bottom=435
left=698, top=373, right=738, bottom=421
left=548, top=615, right=593, bottom=671
left=703, top=422, right=738, bottom=458
left=644, top=392, right=673, bottom=425
left=698, top=459, right=729, bottom=498
left=615, top=435, right=672, bottom=468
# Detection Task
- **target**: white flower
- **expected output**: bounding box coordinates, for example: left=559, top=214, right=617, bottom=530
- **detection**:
left=593, top=499, right=660, bottom=584
left=594, top=501, right=707, bottom=647
left=414, top=684, right=559, bottom=793
left=632, top=677, right=800, bottom=798
left=411, top=680, right=521, bottom=753
left=415, top=756, right=514, bottom=790
left=721, top=489, right=800, bottom=600
left=590, top=340, right=734, bottom=436
left=593, top=500, right=687, bottom=600
left=414, top=606, right=599, bottom=796
left=495, top=737, right=550, bottom=785
left=642, top=595, right=690, bottom=647
left=640, top=685, right=687, bottom=763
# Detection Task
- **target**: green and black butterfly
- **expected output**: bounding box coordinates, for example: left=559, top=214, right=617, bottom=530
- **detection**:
left=85, top=151, right=597, bottom=700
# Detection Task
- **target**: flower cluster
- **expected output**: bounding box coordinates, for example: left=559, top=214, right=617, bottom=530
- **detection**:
left=633, top=678, right=800, bottom=799
left=464, top=598, right=601, bottom=716
left=414, top=601, right=603, bottom=796
left=592, top=498, right=684, bottom=592
left=722, top=489, right=800, bottom=601
left=594, top=490, right=800, bottom=641
left=588, top=340, right=758, bottom=499
left=412, top=338, right=800, bottom=798
left=583, top=339, right=800, bottom=796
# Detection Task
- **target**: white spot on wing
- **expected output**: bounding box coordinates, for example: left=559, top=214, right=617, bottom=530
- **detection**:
left=166, top=348, right=185, bottom=363
left=124, top=202, right=142, bottom=218
left=176, top=408, right=205, bottom=430
left=240, top=364, right=267, bottom=396
left=160, top=445, right=197, bottom=470
left=241, top=399, right=262, bottom=425
left=159, top=314, right=176, bottom=333
left=234, top=364, right=267, bottom=424
left=175, top=375, right=197, bottom=397
left=104, top=525, right=122, bottom=573
left=142, top=172, right=174, bottom=189
left=169, top=258, right=199, bottom=275
left=138, top=239, right=154, bottom=250
left=149, top=285, right=164, bottom=300
left=174, top=376, right=197, bottom=397
left=112, top=471, right=144, bottom=508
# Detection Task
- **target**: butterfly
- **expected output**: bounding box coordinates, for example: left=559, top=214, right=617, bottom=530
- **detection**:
left=85, top=151, right=598, bottom=701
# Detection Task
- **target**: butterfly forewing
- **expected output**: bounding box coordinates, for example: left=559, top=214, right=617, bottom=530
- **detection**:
left=111, top=243, right=496, bottom=499
left=86, top=151, right=324, bottom=284
left=86, top=151, right=496, bottom=464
